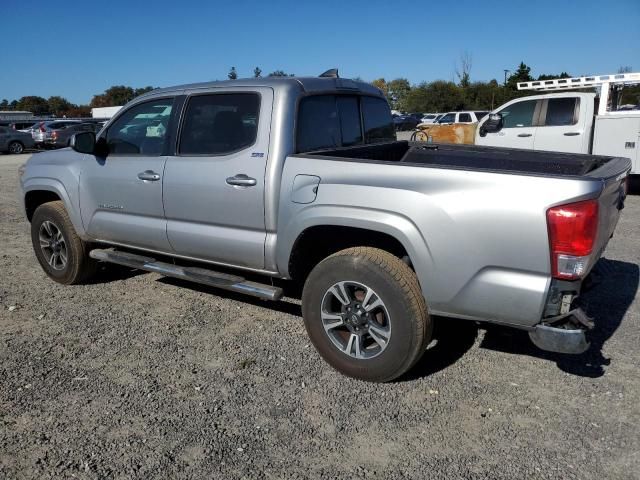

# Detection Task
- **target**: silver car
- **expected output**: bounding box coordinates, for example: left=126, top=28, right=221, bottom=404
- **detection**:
left=32, top=120, right=82, bottom=147
left=0, top=126, right=35, bottom=154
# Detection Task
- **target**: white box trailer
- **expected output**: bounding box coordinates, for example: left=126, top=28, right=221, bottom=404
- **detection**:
left=91, top=106, right=122, bottom=119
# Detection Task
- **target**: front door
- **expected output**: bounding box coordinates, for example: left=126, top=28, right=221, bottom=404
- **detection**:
left=477, top=98, right=539, bottom=149
left=163, top=88, right=272, bottom=269
left=79, top=97, right=176, bottom=252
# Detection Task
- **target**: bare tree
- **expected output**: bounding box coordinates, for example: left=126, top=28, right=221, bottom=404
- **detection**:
left=455, top=51, right=472, bottom=88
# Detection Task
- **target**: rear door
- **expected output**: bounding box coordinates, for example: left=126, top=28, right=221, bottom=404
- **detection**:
left=79, top=96, right=177, bottom=252
left=533, top=96, right=588, bottom=153
left=477, top=98, right=540, bottom=149
left=162, top=88, right=272, bottom=269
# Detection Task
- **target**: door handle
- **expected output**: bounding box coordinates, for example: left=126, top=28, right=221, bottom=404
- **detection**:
left=564, top=132, right=581, bottom=136
left=137, top=170, right=161, bottom=181
left=226, top=174, right=257, bottom=187
left=517, top=133, right=533, bottom=137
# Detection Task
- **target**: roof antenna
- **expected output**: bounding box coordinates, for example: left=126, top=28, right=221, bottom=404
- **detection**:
left=319, top=68, right=339, bottom=78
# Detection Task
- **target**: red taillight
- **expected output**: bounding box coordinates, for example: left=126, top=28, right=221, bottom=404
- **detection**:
left=547, top=199, right=598, bottom=280
left=51, top=131, right=58, bottom=140
left=39, top=122, right=46, bottom=132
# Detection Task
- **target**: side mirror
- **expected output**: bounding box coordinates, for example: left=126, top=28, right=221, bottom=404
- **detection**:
left=480, top=113, right=503, bottom=136
left=70, top=131, right=96, bottom=154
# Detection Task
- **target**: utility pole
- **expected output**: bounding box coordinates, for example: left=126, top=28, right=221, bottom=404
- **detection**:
left=503, top=69, right=510, bottom=86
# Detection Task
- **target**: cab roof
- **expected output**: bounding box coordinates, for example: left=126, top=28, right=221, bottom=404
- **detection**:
left=137, top=76, right=384, bottom=99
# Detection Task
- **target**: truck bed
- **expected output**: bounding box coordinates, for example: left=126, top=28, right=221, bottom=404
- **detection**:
left=307, top=141, right=613, bottom=177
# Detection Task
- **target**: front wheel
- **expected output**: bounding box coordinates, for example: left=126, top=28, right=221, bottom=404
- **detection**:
left=302, top=247, right=432, bottom=382
left=8, top=141, right=24, bottom=154
left=31, top=201, right=97, bottom=284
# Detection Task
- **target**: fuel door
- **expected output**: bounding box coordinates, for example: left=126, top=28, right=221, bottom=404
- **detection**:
left=291, top=175, right=320, bottom=204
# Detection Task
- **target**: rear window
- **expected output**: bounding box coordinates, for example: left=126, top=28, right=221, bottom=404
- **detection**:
left=361, top=96, right=395, bottom=143
left=296, top=95, right=393, bottom=152
left=458, top=113, right=472, bottom=123
left=545, top=98, right=578, bottom=126
left=474, top=111, right=488, bottom=121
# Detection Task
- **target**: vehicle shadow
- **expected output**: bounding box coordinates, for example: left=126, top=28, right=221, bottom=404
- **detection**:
left=399, top=317, right=479, bottom=382
left=88, top=263, right=147, bottom=284
left=155, top=276, right=303, bottom=318
left=479, top=258, right=639, bottom=378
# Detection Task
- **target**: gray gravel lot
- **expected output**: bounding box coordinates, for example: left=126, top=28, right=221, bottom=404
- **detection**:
left=1, top=153, right=639, bottom=479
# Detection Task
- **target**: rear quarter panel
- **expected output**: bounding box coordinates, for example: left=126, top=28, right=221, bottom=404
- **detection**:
left=276, top=156, right=603, bottom=327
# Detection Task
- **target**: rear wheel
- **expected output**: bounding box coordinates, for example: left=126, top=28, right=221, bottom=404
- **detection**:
left=8, top=141, right=24, bottom=154
left=31, top=201, right=97, bottom=284
left=302, top=247, right=432, bottom=382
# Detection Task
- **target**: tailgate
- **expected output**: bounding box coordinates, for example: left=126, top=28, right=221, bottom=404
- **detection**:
left=589, top=157, right=631, bottom=260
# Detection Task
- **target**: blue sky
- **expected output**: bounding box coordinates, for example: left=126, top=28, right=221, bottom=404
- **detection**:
left=1, top=0, right=638, bottom=104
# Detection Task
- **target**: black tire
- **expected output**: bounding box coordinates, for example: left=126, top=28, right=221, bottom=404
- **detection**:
left=8, top=141, right=24, bottom=154
left=31, top=201, right=97, bottom=285
left=302, top=247, right=432, bottom=382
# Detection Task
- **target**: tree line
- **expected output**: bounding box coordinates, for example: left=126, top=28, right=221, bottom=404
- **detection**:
left=2, top=62, right=635, bottom=118
left=0, top=85, right=156, bottom=117
left=373, top=62, right=573, bottom=113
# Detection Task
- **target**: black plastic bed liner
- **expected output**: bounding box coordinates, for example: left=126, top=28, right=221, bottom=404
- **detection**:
left=311, top=141, right=611, bottom=176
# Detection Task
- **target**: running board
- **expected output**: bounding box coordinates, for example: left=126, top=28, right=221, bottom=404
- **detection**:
left=89, top=249, right=283, bottom=301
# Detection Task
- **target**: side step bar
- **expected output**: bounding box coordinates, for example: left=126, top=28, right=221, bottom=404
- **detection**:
left=89, top=249, right=283, bottom=301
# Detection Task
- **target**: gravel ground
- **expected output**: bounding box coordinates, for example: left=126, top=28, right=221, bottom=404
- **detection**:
left=1, top=153, right=639, bottom=480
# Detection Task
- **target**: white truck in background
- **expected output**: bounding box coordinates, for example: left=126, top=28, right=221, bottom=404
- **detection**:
left=90, top=106, right=123, bottom=119
left=476, top=72, right=640, bottom=173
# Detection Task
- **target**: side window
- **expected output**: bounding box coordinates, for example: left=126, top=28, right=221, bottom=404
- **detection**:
left=179, top=93, right=260, bottom=155
left=439, top=113, right=456, bottom=123
left=337, top=96, right=362, bottom=146
left=545, top=98, right=578, bottom=126
left=361, top=96, right=395, bottom=143
left=297, top=96, right=341, bottom=152
left=458, top=113, right=472, bottom=123
left=474, top=111, right=488, bottom=121
left=106, top=98, right=174, bottom=155
left=498, top=100, right=537, bottom=128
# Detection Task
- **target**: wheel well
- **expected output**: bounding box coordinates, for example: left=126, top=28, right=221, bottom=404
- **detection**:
left=288, top=225, right=410, bottom=282
left=24, top=190, right=61, bottom=222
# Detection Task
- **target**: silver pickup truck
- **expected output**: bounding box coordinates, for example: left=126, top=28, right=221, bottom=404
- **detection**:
left=19, top=72, right=631, bottom=382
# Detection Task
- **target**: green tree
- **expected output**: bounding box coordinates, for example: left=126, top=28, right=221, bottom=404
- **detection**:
left=0, top=99, right=8, bottom=109
left=371, top=78, right=389, bottom=99
left=90, top=86, right=154, bottom=108
left=16, top=96, right=49, bottom=114
left=134, top=86, right=155, bottom=96
left=253, top=67, right=262, bottom=78
left=387, top=78, right=411, bottom=110
left=268, top=70, right=294, bottom=77
left=506, top=62, right=533, bottom=90
left=537, top=72, right=571, bottom=81
left=47, top=96, right=72, bottom=116
left=228, top=67, right=238, bottom=80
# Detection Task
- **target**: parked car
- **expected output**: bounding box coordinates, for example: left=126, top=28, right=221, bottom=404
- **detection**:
left=19, top=74, right=630, bottom=382
left=0, top=121, right=39, bottom=132
left=45, top=122, right=99, bottom=149
left=0, top=126, right=35, bottom=154
left=435, top=111, right=489, bottom=124
left=32, top=120, right=82, bottom=147
left=419, top=113, right=440, bottom=124
left=394, top=113, right=423, bottom=131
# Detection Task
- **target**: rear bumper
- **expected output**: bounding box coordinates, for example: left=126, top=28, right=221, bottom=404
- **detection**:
left=529, top=308, right=593, bottom=354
